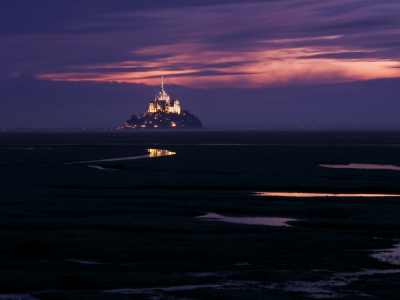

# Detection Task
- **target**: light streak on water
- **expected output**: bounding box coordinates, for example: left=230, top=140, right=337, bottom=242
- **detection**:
left=254, top=192, right=400, bottom=197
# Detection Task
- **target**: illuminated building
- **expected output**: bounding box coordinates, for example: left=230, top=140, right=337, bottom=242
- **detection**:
left=117, top=77, right=202, bottom=130
left=148, top=77, right=181, bottom=114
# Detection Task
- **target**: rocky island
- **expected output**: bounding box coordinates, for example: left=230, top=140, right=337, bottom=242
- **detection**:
left=118, top=78, right=202, bottom=130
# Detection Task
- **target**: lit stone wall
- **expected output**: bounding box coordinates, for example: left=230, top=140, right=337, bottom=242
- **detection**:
left=148, top=102, right=157, bottom=113
left=147, top=95, right=181, bottom=115
left=168, top=100, right=181, bottom=114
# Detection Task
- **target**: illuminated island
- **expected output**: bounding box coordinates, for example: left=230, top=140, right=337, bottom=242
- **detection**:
left=118, top=77, right=203, bottom=130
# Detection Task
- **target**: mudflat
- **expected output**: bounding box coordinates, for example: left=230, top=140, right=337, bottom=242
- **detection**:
left=1, top=131, right=400, bottom=299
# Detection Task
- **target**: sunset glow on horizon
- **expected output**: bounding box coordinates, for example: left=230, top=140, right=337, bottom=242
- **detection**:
left=36, top=39, right=400, bottom=88
left=37, top=52, right=400, bottom=88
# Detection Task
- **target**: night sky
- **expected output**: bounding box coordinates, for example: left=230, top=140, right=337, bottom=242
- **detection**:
left=1, top=0, right=400, bottom=129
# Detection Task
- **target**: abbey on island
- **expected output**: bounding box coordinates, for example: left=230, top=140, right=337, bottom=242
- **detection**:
left=118, top=77, right=203, bottom=130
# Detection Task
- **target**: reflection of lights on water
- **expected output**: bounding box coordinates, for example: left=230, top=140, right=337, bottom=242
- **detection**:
left=148, top=149, right=176, bottom=157
left=254, top=192, right=400, bottom=197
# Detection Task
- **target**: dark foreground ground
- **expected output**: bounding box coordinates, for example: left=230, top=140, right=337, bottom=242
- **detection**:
left=1, top=131, right=400, bottom=299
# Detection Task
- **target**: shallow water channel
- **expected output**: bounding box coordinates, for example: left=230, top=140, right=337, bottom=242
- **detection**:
left=254, top=192, right=400, bottom=197
left=371, top=242, right=400, bottom=265
left=319, top=163, right=400, bottom=171
left=65, top=149, right=176, bottom=169
left=196, top=213, right=298, bottom=227
left=71, top=149, right=175, bottom=164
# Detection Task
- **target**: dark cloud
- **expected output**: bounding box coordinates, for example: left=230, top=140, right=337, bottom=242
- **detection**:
left=369, top=40, right=400, bottom=48
left=0, top=0, right=279, bottom=35
left=315, top=19, right=399, bottom=33
left=137, top=70, right=260, bottom=79
left=53, top=61, right=258, bottom=74
left=2, top=0, right=400, bottom=79
left=315, top=1, right=381, bottom=17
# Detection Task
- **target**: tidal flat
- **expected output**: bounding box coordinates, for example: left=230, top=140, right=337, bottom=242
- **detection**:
left=1, top=131, right=400, bottom=299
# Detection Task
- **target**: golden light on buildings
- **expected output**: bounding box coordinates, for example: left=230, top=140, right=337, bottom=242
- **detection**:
left=147, top=77, right=181, bottom=115
left=171, top=122, right=176, bottom=127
